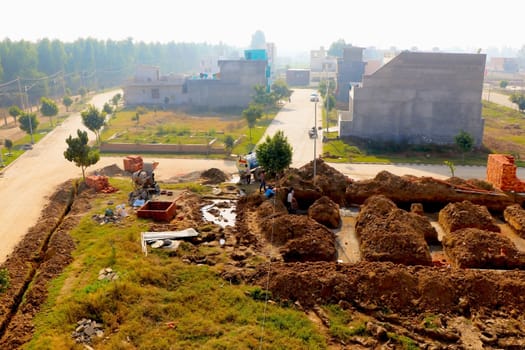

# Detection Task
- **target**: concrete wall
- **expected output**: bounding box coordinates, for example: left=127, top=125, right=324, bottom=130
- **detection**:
left=286, top=69, right=310, bottom=86
left=341, top=52, right=486, bottom=146
left=100, top=142, right=224, bottom=155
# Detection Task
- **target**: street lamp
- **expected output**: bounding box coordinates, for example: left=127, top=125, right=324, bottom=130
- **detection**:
left=313, top=101, right=317, bottom=183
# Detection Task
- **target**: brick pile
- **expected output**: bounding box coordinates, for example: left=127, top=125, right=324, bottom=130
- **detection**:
left=85, top=175, right=118, bottom=193
left=486, top=154, right=525, bottom=192
left=123, top=155, right=143, bottom=173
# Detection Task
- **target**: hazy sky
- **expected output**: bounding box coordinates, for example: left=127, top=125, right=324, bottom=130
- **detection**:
left=2, top=0, right=524, bottom=55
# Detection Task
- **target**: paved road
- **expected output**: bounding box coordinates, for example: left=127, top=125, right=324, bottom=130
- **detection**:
left=0, top=90, right=120, bottom=263
left=259, top=88, right=322, bottom=167
left=482, top=89, right=517, bottom=110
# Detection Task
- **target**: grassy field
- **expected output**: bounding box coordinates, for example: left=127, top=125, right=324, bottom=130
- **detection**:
left=101, top=108, right=278, bottom=156
left=26, top=179, right=327, bottom=349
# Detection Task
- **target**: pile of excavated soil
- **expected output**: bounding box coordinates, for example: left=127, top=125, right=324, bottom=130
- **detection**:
left=92, top=163, right=126, bottom=177
left=250, top=261, right=525, bottom=316
left=279, top=159, right=351, bottom=207
left=504, top=204, right=525, bottom=238
left=308, top=196, right=341, bottom=229
left=346, top=171, right=515, bottom=212
left=442, top=228, right=525, bottom=269
left=438, top=200, right=500, bottom=234
left=201, top=168, right=230, bottom=184
left=355, top=195, right=433, bottom=266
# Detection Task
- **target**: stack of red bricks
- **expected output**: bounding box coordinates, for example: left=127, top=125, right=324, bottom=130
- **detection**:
left=85, top=175, right=118, bottom=193
left=123, top=155, right=143, bottom=173
left=486, top=154, right=525, bottom=192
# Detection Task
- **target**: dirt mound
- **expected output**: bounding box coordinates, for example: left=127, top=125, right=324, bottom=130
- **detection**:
left=438, top=200, right=500, bottom=234
left=504, top=204, right=525, bottom=238
left=93, top=163, right=126, bottom=177
left=346, top=170, right=514, bottom=212
left=442, top=228, right=525, bottom=269
left=447, top=177, right=494, bottom=191
left=356, top=196, right=433, bottom=266
left=279, top=159, right=350, bottom=207
left=308, top=196, right=341, bottom=229
left=260, top=215, right=336, bottom=262
left=201, top=168, right=230, bottom=184
left=257, top=198, right=287, bottom=218
left=250, top=261, right=525, bottom=316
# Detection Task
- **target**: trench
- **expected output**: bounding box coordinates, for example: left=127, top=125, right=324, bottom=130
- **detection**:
left=0, top=182, right=77, bottom=341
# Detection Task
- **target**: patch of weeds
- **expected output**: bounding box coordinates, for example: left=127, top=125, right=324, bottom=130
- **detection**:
left=324, top=304, right=367, bottom=342
left=423, top=314, right=439, bottom=330
left=0, top=268, right=10, bottom=293
left=387, top=332, right=419, bottom=350
left=248, top=287, right=272, bottom=301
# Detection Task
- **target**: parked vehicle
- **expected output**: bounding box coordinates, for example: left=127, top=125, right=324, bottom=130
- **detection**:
left=236, top=152, right=262, bottom=184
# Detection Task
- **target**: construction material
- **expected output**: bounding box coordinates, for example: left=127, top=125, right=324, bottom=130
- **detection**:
left=141, top=228, right=199, bottom=255
left=137, top=201, right=176, bottom=222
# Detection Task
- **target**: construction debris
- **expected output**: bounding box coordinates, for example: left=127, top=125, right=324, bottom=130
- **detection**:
left=98, top=267, right=119, bottom=281
left=71, top=318, right=104, bottom=344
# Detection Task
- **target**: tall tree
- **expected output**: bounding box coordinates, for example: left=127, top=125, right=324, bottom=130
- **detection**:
left=250, top=30, right=266, bottom=49
left=63, top=129, right=100, bottom=181
left=256, top=130, right=293, bottom=176
left=242, top=103, right=263, bottom=144
left=40, top=96, right=59, bottom=126
left=81, top=105, right=106, bottom=144
left=328, top=39, right=349, bottom=57
left=271, top=79, right=292, bottom=101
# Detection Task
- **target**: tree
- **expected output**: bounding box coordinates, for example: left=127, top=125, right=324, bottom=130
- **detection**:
left=224, top=135, right=235, bottom=155
left=271, top=79, right=292, bottom=101
left=256, top=130, right=293, bottom=176
left=250, top=30, right=266, bottom=49
left=324, top=94, right=336, bottom=112
left=63, top=129, right=100, bottom=181
left=81, top=105, right=106, bottom=144
left=328, top=39, right=349, bottom=57
left=252, top=84, right=276, bottom=117
left=103, top=102, right=113, bottom=115
left=40, top=97, right=59, bottom=126
left=18, top=112, right=39, bottom=141
left=242, top=103, right=263, bottom=144
left=63, top=95, right=73, bottom=111
left=78, top=87, right=87, bottom=98
left=112, top=93, right=122, bottom=110
left=318, top=79, right=336, bottom=97
left=8, top=105, right=21, bottom=124
left=500, top=80, right=509, bottom=88
left=454, top=130, right=474, bottom=163
left=509, top=93, right=525, bottom=112
left=4, top=139, right=13, bottom=154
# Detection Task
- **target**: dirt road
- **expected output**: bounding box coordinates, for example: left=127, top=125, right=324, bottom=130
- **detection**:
left=0, top=91, right=120, bottom=263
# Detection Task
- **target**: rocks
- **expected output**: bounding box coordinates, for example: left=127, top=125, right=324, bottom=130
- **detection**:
left=98, top=267, right=118, bottom=281
left=71, top=318, right=104, bottom=344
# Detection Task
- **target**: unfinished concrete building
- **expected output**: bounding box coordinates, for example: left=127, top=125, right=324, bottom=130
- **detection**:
left=336, top=47, right=366, bottom=105
left=123, top=51, right=268, bottom=110
left=339, top=52, right=486, bottom=146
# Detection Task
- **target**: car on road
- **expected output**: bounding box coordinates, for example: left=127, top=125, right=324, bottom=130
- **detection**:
left=310, top=93, right=319, bottom=102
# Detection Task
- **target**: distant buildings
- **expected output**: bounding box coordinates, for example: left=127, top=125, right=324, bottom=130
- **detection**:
left=123, top=48, right=271, bottom=110
left=487, top=57, right=519, bottom=73
left=310, top=47, right=337, bottom=82
left=339, top=51, right=486, bottom=146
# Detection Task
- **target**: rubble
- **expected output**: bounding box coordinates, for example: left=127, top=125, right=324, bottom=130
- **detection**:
left=71, top=318, right=104, bottom=344
left=85, top=175, right=118, bottom=193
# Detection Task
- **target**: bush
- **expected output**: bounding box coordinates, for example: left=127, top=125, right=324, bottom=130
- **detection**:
left=0, top=269, right=10, bottom=293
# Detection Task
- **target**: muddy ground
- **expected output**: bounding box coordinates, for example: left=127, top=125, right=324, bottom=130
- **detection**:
left=2, top=162, right=525, bottom=349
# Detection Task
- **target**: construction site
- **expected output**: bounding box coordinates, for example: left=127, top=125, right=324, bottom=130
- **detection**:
left=1, top=154, right=525, bottom=349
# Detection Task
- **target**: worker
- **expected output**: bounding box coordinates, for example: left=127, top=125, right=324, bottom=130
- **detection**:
left=286, top=187, right=294, bottom=213
left=259, top=171, right=267, bottom=193
left=264, top=185, right=275, bottom=199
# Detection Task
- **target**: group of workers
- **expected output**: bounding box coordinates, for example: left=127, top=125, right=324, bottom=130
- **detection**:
left=257, top=170, right=296, bottom=213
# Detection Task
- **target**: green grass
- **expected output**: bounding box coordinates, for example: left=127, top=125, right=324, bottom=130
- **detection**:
left=386, top=332, right=419, bottom=350
left=27, top=178, right=326, bottom=349
left=323, top=304, right=368, bottom=343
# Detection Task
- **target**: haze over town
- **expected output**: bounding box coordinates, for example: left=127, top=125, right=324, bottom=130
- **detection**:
left=2, top=0, right=525, bottom=57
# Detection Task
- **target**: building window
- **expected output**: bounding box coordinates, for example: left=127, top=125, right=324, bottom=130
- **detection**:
left=151, top=88, right=160, bottom=99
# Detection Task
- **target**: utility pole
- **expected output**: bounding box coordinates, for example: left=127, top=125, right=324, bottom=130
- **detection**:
left=17, top=77, right=25, bottom=110
left=313, top=101, right=317, bottom=184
